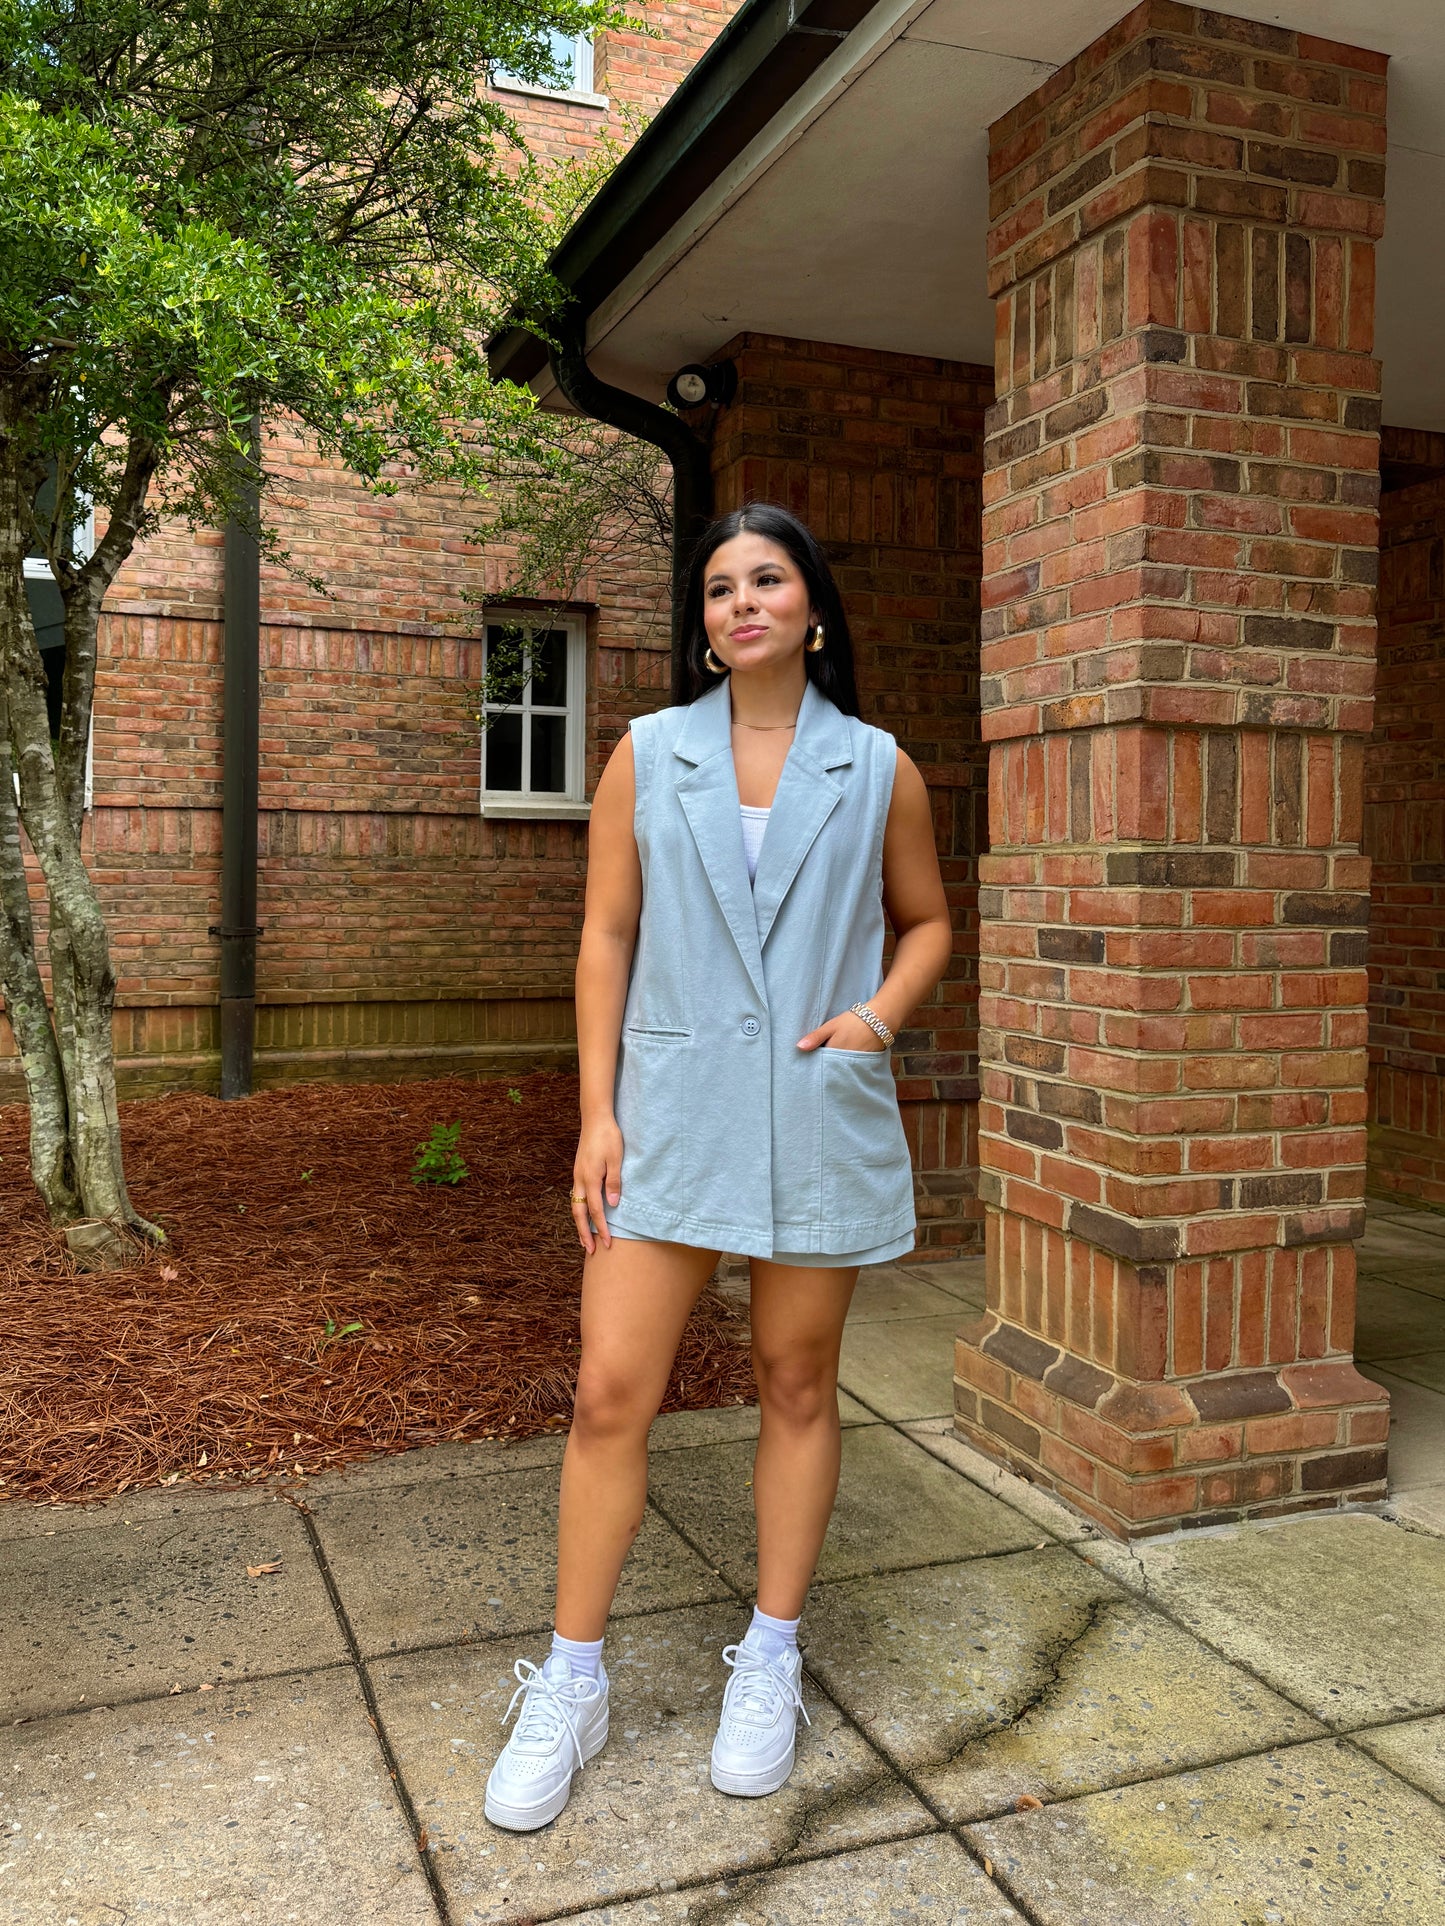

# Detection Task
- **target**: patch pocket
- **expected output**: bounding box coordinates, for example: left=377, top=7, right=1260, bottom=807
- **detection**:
left=820, top=1046, right=911, bottom=1224
left=614, top=1029, right=687, bottom=1200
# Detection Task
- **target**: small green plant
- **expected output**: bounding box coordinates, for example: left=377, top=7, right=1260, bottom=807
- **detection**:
left=507, top=1087, right=523, bottom=1104
left=412, top=1121, right=469, bottom=1186
left=320, top=1315, right=364, bottom=1345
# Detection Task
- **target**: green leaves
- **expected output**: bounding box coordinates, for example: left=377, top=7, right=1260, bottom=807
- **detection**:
left=0, top=0, right=641, bottom=553
left=411, top=1120, right=468, bottom=1187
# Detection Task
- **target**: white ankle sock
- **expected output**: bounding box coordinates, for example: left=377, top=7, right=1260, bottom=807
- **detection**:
left=550, top=1630, right=605, bottom=1680
left=746, top=1605, right=801, bottom=1660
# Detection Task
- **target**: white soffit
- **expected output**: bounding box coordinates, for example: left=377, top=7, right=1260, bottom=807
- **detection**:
left=578, top=0, right=1445, bottom=431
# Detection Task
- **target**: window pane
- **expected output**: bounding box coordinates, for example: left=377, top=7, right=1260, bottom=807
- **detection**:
left=494, top=29, right=578, bottom=88
left=531, top=714, right=568, bottom=793
left=25, top=575, right=63, bottom=652
left=530, top=629, right=568, bottom=707
left=484, top=624, right=528, bottom=708
left=546, top=27, right=576, bottom=71
left=25, top=577, right=65, bottom=739
left=485, top=711, right=523, bottom=791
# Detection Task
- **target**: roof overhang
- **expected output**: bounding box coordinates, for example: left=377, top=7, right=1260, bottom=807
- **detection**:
left=490, top=0, right=1445, bottom=432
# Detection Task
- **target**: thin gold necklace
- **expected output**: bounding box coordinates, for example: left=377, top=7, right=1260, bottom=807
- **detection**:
left=733, top=720, right=796, bottom=731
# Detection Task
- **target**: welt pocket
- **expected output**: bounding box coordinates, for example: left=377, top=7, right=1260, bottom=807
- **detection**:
left=625, top=1025, right=692, bottom=1039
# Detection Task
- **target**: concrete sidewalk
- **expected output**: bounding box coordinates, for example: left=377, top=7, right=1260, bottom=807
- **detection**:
left=3, top=1246, right=1445, bottom=1924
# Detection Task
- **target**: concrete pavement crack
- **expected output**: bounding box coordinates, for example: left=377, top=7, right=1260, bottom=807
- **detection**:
left=921, top=1595, right=1114, bottom=1780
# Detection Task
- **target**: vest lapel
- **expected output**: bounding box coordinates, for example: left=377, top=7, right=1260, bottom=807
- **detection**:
left=674, top=682, right=767, bottom=1002
left=671, top=675, right=856, bottom=988
left=752, top=677, right=853, bottom=950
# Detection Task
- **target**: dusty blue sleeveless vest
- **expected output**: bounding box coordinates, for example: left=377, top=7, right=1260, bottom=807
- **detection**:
left=604, top=674, right=916, bottom=1259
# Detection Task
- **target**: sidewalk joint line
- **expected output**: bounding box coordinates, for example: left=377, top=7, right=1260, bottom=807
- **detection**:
left=516, top=1821, right=953, bottom=1925
left=2, top=1654, right=356, bottom=1730
left=293, top=1500, right=454, bottom=1926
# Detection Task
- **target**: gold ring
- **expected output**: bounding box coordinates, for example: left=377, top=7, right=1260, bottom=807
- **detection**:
left=569, top=1192, right=587, bottom=1203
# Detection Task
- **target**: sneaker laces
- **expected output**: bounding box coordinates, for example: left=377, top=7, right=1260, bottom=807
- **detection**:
left=719, top=1641, right=812, bottom=1729
left=501, top=1658, right=599, bottom=1773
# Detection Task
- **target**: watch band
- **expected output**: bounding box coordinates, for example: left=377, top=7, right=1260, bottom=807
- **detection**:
left=849, top=1001, right=895, bottom=1048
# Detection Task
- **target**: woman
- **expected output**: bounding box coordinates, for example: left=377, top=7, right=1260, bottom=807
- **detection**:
left=484, top=503, right=953, bottom=1831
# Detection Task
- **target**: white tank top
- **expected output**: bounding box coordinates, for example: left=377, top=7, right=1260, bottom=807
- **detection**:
left=739, top=803, right=770, bottom=884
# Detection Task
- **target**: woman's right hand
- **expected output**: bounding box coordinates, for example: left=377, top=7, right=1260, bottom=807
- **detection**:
left=572, top=1116, right=624, bottom=1254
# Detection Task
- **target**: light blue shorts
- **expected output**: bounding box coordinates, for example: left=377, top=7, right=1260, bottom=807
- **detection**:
left=604, top=1224, right=916, bottom=1269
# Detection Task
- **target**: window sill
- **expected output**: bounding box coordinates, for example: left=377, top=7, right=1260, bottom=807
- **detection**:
left=482, top=797, right=592, bottom=820
left=491, top=75, right=609, bottom=109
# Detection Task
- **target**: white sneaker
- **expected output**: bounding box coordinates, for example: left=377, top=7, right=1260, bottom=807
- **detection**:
left=484, top=1652, right=610, bottom=1831
left=709, top=1631, right=812, bottom=1797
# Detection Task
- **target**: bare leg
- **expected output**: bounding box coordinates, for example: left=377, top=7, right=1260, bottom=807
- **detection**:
left=554, top=1235, right=721, bottom=1640
left=747, top=1259, right=860, bottom=1620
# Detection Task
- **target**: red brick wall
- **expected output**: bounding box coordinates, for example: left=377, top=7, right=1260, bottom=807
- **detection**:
left=54, top=425, right=668, bottom=1039
left=1368, top=441, right=1445, bottom=1207
left=703, top=332, right=993, bottom=1255
left=592, top=0, right=739, bottom=112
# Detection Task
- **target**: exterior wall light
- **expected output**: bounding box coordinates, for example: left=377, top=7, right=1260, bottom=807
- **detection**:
left=666, top=360, right=738, bottom=410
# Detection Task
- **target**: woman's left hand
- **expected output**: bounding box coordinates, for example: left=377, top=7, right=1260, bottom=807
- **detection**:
left=797, top=1010, right=889, bottom=1053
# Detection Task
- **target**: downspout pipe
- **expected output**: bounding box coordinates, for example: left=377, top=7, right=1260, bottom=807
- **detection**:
left=546, top=304, right=713, bottom=704
left=214, top=419, right=262, bottom=1099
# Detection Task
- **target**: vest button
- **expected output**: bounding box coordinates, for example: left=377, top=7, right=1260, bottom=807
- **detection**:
left=741, top=1016, right=761, bottom=1037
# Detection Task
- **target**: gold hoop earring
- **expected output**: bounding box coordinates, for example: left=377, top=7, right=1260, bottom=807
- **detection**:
left=704, top=645, right=728, bottom=674
left=806, top=624, right=825, bottom=653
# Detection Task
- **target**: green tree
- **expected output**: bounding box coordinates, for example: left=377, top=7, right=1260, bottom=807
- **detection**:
left=474, top=117, right=674, bottom=700
left=0, top=0, right=628, bottom=1263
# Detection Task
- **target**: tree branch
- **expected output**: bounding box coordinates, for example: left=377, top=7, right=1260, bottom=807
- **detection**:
left=57, top=431, right=159, bottom=835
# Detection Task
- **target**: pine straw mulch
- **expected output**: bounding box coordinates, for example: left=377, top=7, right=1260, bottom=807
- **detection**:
left=0, top=1071, right=755, bottom=1507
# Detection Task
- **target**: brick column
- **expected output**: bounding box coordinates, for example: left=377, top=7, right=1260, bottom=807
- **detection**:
left=956, top=1, right=1392, bottom=1535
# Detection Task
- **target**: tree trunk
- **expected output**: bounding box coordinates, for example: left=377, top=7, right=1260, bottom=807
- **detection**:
left=0, top=403, right=161, bottom=1265
left=0, top=722, right=81, bottom=1223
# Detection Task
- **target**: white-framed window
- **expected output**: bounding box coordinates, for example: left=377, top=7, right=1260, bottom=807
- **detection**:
left=23, top=475, right=96, bottom=809
left=490, top=31, right=604, bottom=106
left=479, top=611, right=590, bottom=819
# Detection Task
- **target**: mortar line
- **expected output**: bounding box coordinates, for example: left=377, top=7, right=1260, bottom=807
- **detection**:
left=293, top=1502, right=454, bottom=1926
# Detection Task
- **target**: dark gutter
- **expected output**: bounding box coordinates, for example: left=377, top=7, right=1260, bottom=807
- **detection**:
left=547, top=306, right=713, bottom=702
left=214, top=422, right=262, bottom=1100
left=488, top=0, right=880, bottom=386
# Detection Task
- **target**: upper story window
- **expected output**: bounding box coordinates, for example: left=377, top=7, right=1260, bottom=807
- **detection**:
left=490, top=31, right=603, bottom=105
left=479, top=612, right=589, bottom=819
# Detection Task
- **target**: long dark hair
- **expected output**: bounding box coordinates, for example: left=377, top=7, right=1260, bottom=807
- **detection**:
left=677, top=503, right=861, bottom=715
